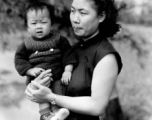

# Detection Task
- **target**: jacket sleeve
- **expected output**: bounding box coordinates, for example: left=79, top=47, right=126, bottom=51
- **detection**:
left=58, top=36, right=78, bottom=67
left=14, top=42, right=33, bottom=76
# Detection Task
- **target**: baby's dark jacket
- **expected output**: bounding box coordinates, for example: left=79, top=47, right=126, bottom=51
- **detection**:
left=14, top=33, right=77, bottom=80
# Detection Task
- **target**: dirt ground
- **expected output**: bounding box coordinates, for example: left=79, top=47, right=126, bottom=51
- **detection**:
left=0, top=51, right=39, bottom=120
left=114, top=24, right=152, bottom=120
left=0, top=24, right=152, bottom=120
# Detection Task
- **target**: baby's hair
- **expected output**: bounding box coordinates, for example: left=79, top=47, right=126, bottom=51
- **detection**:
left=24, top=2, right=55, bottom=27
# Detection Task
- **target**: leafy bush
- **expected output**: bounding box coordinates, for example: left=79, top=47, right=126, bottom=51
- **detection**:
left=118, top=1, right=152, bottom=26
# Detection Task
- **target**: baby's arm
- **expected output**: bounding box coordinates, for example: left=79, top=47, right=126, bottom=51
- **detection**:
left=15, top=42, right=33, bottom=76
left=58, top=36, right=77, bottom=85
left=26, top=68, right=45, bottom=77
left=27, top=68, right=46, bottom=90
left=28, top=69, right=53, bottom=90
left=61, top=64, right=73, bottom=85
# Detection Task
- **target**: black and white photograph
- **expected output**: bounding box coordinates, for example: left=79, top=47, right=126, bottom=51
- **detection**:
left=0, top=0, right=152, bottom=120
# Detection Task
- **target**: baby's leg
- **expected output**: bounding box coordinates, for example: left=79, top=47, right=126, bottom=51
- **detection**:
left=39, top=103, right=52, bottom=120
left=26, top=76, right=52, bottom=120
left=51, top=105, right=69, bottom=120
left=38, top=81, right=54, bottom=120
left=51, top=80, right=70, bottom=120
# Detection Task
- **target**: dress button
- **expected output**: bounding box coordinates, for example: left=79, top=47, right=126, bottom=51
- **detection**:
left=81, top=44, right=83, bottom=47
left=35, top=51, right=38, bottom=54
left=50, top=48, right=54, bottom=51
left=84, top=56, right=88, bottom=61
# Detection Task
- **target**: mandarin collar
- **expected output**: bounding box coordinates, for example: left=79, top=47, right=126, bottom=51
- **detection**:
left=78, top=32, right=103, bottom=48
left=82, top=30, right=99, bottom=41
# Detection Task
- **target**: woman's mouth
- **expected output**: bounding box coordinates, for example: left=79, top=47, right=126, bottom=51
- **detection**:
left=73, top=27, right=82, bottom=32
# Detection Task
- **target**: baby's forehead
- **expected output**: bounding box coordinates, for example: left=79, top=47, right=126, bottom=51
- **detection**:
left=28, top=7, right=49, bottom=14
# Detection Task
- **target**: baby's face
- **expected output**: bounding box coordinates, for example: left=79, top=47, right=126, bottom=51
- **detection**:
left=27, top=8, right=52, bottom=39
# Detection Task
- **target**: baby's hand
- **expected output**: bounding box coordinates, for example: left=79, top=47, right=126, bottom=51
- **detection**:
left=61, top=71, right=72, bottom=85
left=29, top=68, right=45, bottom=77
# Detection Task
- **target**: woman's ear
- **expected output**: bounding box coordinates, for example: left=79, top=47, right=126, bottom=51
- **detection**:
left=99, top=12, right=106, bottom=23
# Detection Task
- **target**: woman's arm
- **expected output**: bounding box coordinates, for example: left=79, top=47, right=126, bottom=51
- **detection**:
left=52, top=54, right=118, bottom=116
left=26, top=54, right=118, bottom=116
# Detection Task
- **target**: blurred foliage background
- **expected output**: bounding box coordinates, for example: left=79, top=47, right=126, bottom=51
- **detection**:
left=1, top=0, right=152, bottom=52
left=1, top=0, right=152, bottom=120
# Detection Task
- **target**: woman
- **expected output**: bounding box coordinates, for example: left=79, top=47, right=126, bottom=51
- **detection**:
left=25, top=0, right=122, bottom=120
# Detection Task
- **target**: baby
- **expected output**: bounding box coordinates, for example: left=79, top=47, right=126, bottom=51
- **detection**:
left=14, top=2, right=77, bottom=120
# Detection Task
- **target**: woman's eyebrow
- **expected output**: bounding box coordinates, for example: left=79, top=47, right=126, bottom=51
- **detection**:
left=71, top=6, right=75, bottom=9
left=71, top=6, right=85, bottom=11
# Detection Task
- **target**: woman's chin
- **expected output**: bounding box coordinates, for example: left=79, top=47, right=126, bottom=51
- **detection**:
left=74, top=32, right=83, bottom=37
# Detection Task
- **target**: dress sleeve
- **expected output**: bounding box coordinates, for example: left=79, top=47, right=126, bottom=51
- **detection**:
left=94, top=39, right=122, bottom=74
left=14, top=42, right=33, bottom=76
left=58, top=36, right=78, bottom=67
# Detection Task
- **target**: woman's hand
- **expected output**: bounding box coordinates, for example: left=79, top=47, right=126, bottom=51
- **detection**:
left=25, top=81, right=52, bottom=103
left=34, top=69, right=53, bottom=87
left=25, top=69, right=53, bottom=103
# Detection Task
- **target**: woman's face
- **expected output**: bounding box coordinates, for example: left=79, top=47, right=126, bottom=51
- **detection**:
left=70, top=0, right=103, bottom=38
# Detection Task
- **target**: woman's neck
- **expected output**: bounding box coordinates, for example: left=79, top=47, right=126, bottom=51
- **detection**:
left=82, top=30, right=99, bottom=41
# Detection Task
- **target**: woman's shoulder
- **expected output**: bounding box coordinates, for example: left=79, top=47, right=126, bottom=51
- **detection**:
left=96, top=38, right=122, bottom=74
left=94, top=38, right=117, bottom=59
left=98, top=38, right=116, bottom=52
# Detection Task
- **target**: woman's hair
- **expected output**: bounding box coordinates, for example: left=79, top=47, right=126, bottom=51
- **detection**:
left=24, top=2, right=55, bottom=27
left=91, top=0, right=120, bottom=37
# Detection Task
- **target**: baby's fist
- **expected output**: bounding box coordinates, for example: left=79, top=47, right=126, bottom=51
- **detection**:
left=61, top=71, right=72, bottom=85
left=29, top=68, right=45, bottom=77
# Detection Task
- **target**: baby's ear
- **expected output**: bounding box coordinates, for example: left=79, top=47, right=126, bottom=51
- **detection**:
left=99, top=11, right=106, bottom=23
left=27, top=26, right=30, bottom=32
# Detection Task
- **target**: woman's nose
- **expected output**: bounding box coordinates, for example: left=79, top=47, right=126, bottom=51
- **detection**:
left=73, top=13, right=80, bottom=24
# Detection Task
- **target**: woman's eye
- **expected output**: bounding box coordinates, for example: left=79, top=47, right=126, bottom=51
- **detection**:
left=80, top=12, right=86, bottom=15
left=71, top=9, right=75, bottom=13
left=31, top=23, right=36, bottom=25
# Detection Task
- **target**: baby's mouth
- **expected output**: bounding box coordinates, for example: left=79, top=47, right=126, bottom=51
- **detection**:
left=37, top=31, right=43, bottom=34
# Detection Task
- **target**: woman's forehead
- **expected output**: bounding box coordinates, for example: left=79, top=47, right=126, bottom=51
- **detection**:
left=71, top=0, right=94, bottom=9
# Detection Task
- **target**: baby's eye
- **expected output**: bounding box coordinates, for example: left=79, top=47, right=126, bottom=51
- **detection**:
left=42, top=21, right=47, bottom=24
left=31, top=22, right=36, bottom=25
